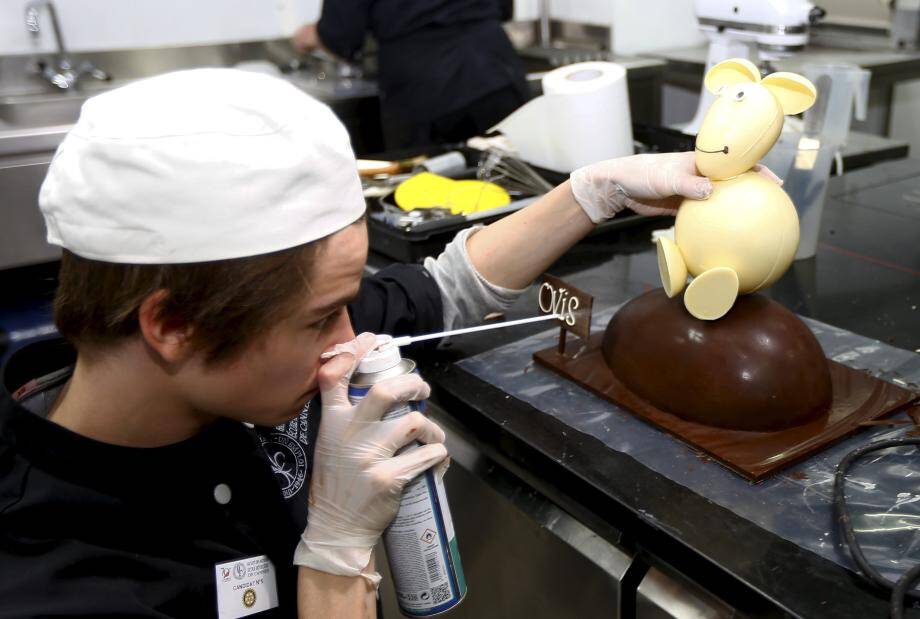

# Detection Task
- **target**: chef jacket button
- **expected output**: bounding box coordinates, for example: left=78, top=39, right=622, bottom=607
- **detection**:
left=213, top=483, right=232, bottom=505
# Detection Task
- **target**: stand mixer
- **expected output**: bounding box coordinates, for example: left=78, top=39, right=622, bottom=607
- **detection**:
left=682, top=0, right=825, bottom=135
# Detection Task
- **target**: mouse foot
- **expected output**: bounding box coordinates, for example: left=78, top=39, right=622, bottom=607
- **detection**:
left=655, top=236, right=688, bottom=297
left=684, top=267, right=739, bottom=320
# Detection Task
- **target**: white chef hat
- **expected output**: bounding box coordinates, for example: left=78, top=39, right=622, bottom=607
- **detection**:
left=38, top=68, right=366, bottom=264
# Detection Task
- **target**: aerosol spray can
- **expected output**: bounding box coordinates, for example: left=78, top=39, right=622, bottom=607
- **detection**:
left=348, top=336, right=466, bottom=616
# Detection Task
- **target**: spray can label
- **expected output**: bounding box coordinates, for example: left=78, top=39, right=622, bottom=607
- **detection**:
left=349, top=361, right=466, bottom=616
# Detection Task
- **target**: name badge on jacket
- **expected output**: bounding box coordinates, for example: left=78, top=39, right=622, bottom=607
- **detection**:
left=215, top=555, right=279, bottom=618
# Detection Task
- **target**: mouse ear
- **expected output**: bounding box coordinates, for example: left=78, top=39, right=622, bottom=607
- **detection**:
left=762, top=72, right=817, bottom=115
left=704, top=58, right=761, bottom=94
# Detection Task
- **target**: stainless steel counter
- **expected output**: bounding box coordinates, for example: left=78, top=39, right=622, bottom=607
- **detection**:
left=646, top=44, right=920, bottom=75
left=839, top=130, right=909, bottom=167
left=646, top=43, right=920, bottom=136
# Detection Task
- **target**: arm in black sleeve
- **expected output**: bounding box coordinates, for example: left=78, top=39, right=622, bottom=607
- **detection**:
left=499, top=0, right=513, bottom=21
left=316, top=0, right=372, bottom=61
left=348, top=263, right=444, bottom=352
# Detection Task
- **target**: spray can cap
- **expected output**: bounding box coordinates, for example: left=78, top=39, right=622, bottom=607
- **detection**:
left=356, top=335, right=403, bottom=374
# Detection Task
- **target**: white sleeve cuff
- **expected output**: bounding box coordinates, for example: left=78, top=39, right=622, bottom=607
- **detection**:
left=423, top=226, right=529, bottom=331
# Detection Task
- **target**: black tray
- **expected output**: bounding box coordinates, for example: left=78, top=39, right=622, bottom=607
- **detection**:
left=366, top=125, right=691, bottom=263
left=368, top=207, right=650, bottom=263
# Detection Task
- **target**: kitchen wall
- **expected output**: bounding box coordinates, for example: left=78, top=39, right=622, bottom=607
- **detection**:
left=513, top=0, right=612, bottom=24
left=513, top=0, right=704, bottom=54
left=2, top=0, right=699, bottom=57
left=0, top=0, right=322, bottom=56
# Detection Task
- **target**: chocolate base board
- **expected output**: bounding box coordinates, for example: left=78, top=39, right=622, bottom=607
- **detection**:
left=533, top=333, right=918, bottom=482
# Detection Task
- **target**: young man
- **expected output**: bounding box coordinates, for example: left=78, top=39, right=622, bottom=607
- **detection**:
left=0, top=68, right=745, bottom=617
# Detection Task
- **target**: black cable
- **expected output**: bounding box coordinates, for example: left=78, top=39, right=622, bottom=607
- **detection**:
left=893, top=564, right=920, bottom=619
left=833, top=437, right=920, bottom=617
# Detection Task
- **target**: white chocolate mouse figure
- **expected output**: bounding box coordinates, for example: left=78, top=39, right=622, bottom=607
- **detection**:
left=655, top=58, right=817, bottom=321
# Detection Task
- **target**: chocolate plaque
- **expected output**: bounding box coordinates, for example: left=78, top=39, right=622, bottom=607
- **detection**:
left=537, top=275, right=594, bottom=342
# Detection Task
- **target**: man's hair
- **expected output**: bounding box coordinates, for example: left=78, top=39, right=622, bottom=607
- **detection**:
left=54, top=241, right=323, bottom=364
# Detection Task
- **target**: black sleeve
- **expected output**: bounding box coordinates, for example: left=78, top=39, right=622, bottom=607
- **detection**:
left=348, top=263, right=444, bottom=350
left=316, top=0, right=372, bottom=61
left=499, top=0, right=513, bottom=21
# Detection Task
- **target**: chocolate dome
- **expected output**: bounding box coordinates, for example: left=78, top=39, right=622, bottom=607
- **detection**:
left=601, top=289, right=832, bottom=431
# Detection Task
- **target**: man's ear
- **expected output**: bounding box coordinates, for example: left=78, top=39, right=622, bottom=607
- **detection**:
left=762, top=72, right=817, bottom=115
left=704, top=58, right=761, bottom=94
left=138, top=289, right=195, bottom=364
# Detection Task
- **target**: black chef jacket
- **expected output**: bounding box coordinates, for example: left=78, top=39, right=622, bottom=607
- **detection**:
left=317, top=0, right=528, bottom=147
left=0, top=263, right=443, bottom=618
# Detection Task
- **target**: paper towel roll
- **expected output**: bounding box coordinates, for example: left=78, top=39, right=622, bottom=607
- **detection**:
left=492, top=62, right=633, bottom=173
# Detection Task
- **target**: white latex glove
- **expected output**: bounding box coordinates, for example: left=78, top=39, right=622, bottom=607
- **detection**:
left=569, top=151, right=782, bottom=222
left=294, top=332, right=448, bottom=585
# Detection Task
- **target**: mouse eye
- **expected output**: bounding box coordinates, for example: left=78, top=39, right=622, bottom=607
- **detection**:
left=734, top=90, right=746, bottom=101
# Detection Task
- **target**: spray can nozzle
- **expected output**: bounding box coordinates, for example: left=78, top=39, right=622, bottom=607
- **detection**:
left=356, top=335, right=403, bottom=374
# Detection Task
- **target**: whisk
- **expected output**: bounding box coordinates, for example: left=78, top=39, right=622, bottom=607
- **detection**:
left=477, top=148, right=554, bottom=196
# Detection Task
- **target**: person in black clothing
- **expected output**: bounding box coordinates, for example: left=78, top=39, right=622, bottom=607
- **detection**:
left=0, top=67, right=729, bottom=617
left=292, top=0, right=529, bottom=149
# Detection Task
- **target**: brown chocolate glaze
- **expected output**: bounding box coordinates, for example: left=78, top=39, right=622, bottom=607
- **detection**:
left=600, top=290, right=832, bottom=431
left=534, top=307, right=918, bottom=482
